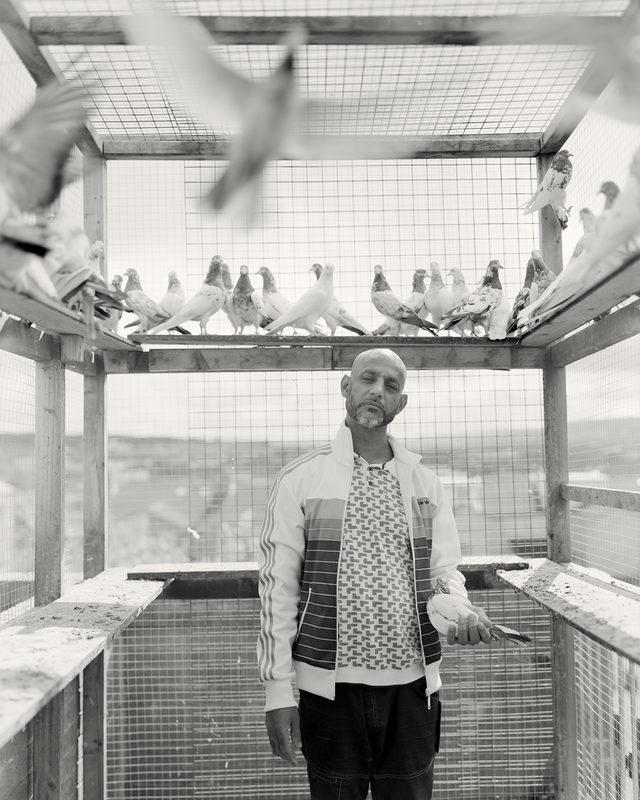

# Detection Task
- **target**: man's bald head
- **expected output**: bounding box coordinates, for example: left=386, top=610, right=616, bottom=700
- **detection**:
left=351, top=348, right=407, bottom=390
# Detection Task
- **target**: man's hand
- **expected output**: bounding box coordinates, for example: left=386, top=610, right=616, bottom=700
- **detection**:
left=446, top=606, right=493, bottom=646
left=265, top=706, right=302, bottom=766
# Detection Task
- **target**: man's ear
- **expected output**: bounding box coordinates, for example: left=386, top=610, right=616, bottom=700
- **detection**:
left=398, top=393, right=408, bottom=414
left=340, top=375, right=350, bottom=398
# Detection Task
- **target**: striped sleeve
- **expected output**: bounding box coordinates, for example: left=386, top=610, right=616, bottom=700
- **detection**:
left=256, top=463, right=307, bottom=712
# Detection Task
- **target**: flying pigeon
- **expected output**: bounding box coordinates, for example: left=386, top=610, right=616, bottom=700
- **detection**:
left=265, top=263, right=335, bottom=335
left=147, top=256, right=227, bottom=334
left=0, top=222, right=58, bottom=302
left=440, top=260, right=503, bottom=336
left=0, top=80, right=87, bottom=226
left=123, top=268, right=189, bottom=334
left=427, top=577, right=531, bottom=644
left=231, top=265, right=267, bottom=334
left=522, top=150, right=573, bottom=230
left=567, top=208, right=597, bottom=267
left=506, top=257, right=535, bottom=335
left=310, top=262, right=371, bottom=335
left=371, top=264, right=438, bottom=335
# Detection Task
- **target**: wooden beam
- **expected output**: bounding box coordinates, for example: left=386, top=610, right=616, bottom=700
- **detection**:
left=0, top=0, right=102, bottom=157
left=497, top=559, right=640, bottom=665
left=560, top=483, right=640, bottom=513
left=82, top=654, right=105, bottom=800
left=128, top=556, right=530, bottom=598
left=0, top=568, right=165, bottom=751
left=104, top=339, right=545, bottom=374
left=35, top=360, right=65, bottom=606
left=83, top=156, right=107, bottom=254
left=0, top=316, right=60, bottom=361
left=0, top=287, right=142, bottom=351
left=31, top=14, right=622, bottom=46
left=33, top=679, right=79, bottom=800
left=102, top=134, right=541, bottom=161
left=84, top=355, right=107, bottom=578
left=519, top=253, right=640, bottom=347
left=548, top=299, right=640, bottom=366
left=0, top=729, right=29, bottom=798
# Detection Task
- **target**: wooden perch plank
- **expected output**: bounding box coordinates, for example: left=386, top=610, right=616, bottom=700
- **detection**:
left=31, top=14, right=621, bottom=46
left=0, top=569, right=164, bottom=751
left=0, top=316, right=60, bottom=361
left=518, top=253, right=640, bottom=346
left=102, top=134, right=540, bottom=160
left=548, top=299, right=640, bottom=366
left=497, top=559, right=640, bottom=664
left=560, top=483, right=640, bottom=512
left=128, top=557, right=530, bottom=598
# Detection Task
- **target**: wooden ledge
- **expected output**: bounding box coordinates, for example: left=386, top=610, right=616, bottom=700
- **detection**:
left=497, top=559, right=640, bottom=664
left=0, top=569, right=165, bottom=750
left=128, top=556, right=530, bottom=598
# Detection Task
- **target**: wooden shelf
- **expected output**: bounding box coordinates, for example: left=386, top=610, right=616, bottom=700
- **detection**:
left=0, top=288, right=140, bottom=352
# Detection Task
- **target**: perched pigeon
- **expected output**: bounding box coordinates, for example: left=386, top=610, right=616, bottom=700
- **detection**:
left=487, top=288, right=511, bottom=340
left=440, top=260, right=503, bottom=336
left=440, top=267, right=472, bottom=335
left=0, top=80, right=87, bottom=226
left=528, top=250, right=557, bottom=304
left=425, top=262, right=452, bottom=327
left=220, top=261, right=242, bottom=332
left=371, top=264, right=438, bottom=335
left=522, top=150, right=573, bottom=230
left=427, top=577, right=531, bottom=644
left=255, top=266, right=293, bottom=330
left=567, top=208, right=597, bottom=266
left=159, top=270, right=186, bottom=317
left=85, top=240, right=104, bottom=276
left=506, top=257, right=535, bottom=334
left=231, top=265, right=266, bottom=334
left=373, top=268, right=428, bottom=336
left=310, top=262, right=371, bottom=336
left=148, top=256, right=226, bottom=335
left=123, top=268, right=189, bottom=334
left=265, top=263, right=335, bottom=335
left=104, top=275, right=125, bottom=332
left=599, top=181, right=620, bottom=229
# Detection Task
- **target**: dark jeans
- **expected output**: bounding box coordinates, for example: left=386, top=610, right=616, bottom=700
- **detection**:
left=299, top=677, right=441, bottom=800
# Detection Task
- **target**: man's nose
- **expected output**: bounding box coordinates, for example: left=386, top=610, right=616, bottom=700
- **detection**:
left=369, top=381, right=384, bottom=396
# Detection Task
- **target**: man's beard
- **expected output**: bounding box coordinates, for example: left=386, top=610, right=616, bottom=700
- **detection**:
left=345, top=392, right=397, bottom=429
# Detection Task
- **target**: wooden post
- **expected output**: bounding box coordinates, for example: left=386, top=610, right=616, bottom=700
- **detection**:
left=82, top=154, right=108, bottom=800
left=539, top=164, right=578, bottom=798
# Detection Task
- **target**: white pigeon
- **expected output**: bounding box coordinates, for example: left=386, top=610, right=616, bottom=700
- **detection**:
left=104, top=274, right=124, bottom=332
left=310, top=263, right=371, bottom=336
left=147, top=256, right=226, bottom=335
left=440, top=267, right=472, bottom=335
left=265, top=263, right=335, bottom=335
left=519, top=145, right=640, bottom=327
left=371, top=264, right=438, bottom=335
left=427, top=577, right=531, bottom=644
left=255, top=266, right=293, bottom=330
left=598, top=182, right=620, bottom=230
left=522, top=150, right=573, bottom=230
left=567, top=208, right=597, bottom=266
left=425, top=261, right=452, bottom=327
left=440, top=260, right=503, bottom=336
left=123, top=268, right=189, bottom=334
left=158, top=270, right=186, bottom=317
left=0, top=80, right=87, bottom=227
left=487, top=291, right=511, bottom=340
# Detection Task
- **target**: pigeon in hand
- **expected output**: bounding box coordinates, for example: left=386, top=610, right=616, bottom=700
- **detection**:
left=123, top=268, right=189, bottom=334
left=265, top=263, right=335, bottom=335
left=0, top=80, right=87, bottom=226
left=147, top=256, right=227, bottom=335
left=371, top=264, right=438, bottom=335
left=310, top=263, right=371, bottom=336
left=522, top=150, right=573, bottom=229
left=440, top=260, right=503, bottom=336
left=231, top=265, right=267, bottom=334
left=427, top=577, right=531, bottom=644
left=506, top=257, right=535, bottom=334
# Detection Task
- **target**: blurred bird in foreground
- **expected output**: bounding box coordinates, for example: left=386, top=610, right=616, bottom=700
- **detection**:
left=522, top=150, right=573, bottom=229
left=371, top=265, right=438, bottom=335
left=265, top=263, right=335, bottom=335
left=518, top=145, right=640, bottom=329
left=124, top=268, right=190, bottom=334
left=568, top=208, right=597, bottom=267
left=310, top=262, right=371, bottom=335
left=0, top=79, right=87, bottom=227
left=427, top=577, right=531, bottom=644
left=231, top=265, right=268, bottom=333
left=440, top=260, right=503, bottom=336
left=147, top=256, right=226, bottom=335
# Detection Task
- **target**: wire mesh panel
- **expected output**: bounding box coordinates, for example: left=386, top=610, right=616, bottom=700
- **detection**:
left=574, top=630, right=640, bottom=800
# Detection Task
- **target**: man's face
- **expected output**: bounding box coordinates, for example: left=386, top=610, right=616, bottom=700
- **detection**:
left=342, top=355, right=407, bottom=429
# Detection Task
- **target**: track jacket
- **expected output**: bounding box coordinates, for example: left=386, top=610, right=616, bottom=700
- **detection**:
left=257, top=422, right=468, bottom=712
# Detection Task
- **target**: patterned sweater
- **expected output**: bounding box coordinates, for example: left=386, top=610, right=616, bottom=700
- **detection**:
left=257, top=422, right=468, bottom=712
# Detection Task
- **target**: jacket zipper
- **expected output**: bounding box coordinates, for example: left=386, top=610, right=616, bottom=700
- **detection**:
left=296, top=587, right=312, bottom=641
left=408, top=495, right=431, bottom=709
left=334, top=462, right=354, bottom=672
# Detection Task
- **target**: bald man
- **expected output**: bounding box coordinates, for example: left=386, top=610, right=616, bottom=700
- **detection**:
left=257, top=348, right=492, bottom=800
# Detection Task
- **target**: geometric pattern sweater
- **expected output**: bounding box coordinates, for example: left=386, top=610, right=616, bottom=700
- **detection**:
left=257, top=422, right=468, bottom=712
left=336, top=455, right=422, bottom=675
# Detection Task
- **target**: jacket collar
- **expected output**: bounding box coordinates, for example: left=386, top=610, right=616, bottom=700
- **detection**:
left=331, top=421, right=422, bottom=467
